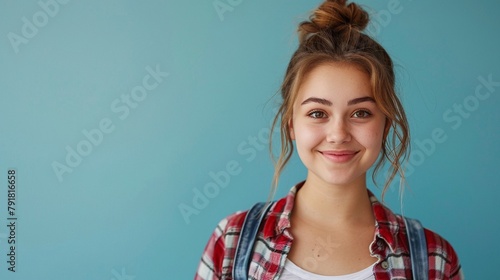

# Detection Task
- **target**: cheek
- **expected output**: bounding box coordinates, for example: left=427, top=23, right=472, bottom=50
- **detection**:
left=354, top=123, right=385, bottom=150
left=372, top=132, right=384, bottom=152
left=294, top=124, right=324, bottom=149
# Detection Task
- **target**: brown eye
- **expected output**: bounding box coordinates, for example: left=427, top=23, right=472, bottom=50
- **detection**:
left=308, top=110, right=327, bottom=119
left=352, top=110, right=372, bottom=118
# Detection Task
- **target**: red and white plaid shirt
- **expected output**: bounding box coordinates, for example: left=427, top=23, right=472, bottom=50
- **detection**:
left=195, top=182, right=464, bottom=279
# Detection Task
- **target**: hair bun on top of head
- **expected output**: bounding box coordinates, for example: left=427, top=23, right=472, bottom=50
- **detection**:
left=299, top=0, right=369, bottom=42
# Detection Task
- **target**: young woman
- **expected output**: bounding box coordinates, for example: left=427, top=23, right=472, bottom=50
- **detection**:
left=195, top=0, right=463, bottom=279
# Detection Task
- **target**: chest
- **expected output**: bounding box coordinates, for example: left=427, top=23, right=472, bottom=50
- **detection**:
left=232, top=235, right=414, bottom=280
left=286, top=225, right=378, bottom=276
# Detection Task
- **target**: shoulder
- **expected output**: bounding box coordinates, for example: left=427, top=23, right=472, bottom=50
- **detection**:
left=395, top=215, right=464, bottom=279
left=396, top=216, right=460, bottom=265
left=212, top=210, right=248, bottom=243
left=422, top=227, right=463, bottom=278
left=195, top=210, right=248, bottom=280
left=206, top=208, right=249, bottom=255
left=203, top=197, right=287, bottom=259
left=213, top=195, right=290, bottom=239
left=195, top=187, right=297, bottom=280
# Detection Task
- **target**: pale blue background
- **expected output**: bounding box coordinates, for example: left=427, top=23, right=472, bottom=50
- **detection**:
left=0, top=0, right=498, bottom=279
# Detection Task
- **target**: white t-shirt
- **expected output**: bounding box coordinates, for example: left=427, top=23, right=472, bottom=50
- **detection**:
left=280, top=259, right=375, bottom=280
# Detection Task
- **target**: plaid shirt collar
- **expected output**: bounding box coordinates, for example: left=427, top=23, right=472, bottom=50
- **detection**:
left=261, top=181, right=402, bottom=253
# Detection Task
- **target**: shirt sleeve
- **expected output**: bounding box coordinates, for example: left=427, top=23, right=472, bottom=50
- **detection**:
left=195, top=211, right=244, bottom=280
left=194, top=220, right=227, bottom=280
left=425, top=229, right=464, bottom=279
left=447, top=246, right=464, bottom=280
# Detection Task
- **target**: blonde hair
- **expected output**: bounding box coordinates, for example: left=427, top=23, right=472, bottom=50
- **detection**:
left=269, top=0, right=410, bottom=200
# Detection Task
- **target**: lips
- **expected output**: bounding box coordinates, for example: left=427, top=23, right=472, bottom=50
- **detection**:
left=320, top=150, right=359, bottom=163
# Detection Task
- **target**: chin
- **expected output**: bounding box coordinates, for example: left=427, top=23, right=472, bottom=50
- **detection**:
left=302, top=160, right=371, bottom=187
left=312, top=173, right=363, bottom=187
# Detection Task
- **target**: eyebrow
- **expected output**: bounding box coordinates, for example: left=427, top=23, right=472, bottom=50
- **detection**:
left=300, top=97, right=332, bottom=106
left=347, top=96, right=375, bottom=105
left=300, top=96, right=375, bottom=106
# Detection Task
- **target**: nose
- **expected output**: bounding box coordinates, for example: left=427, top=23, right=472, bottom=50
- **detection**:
left=326, top=118, right=351, bottom=143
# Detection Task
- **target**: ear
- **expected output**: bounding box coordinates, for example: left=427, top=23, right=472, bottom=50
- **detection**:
left=288, top=118, right=295, bottom=140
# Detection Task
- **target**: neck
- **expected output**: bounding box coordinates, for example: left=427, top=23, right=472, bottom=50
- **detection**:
left=293, top=175, right=375, bottom=229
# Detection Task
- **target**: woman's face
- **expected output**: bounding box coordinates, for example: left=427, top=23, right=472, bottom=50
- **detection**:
left=289, top=63, right=387, bottom=188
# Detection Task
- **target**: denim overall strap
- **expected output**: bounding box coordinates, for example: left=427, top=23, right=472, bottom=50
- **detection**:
left=404, top=217, right=429, bottom=280
left=233, top=202, right=274, bottom=280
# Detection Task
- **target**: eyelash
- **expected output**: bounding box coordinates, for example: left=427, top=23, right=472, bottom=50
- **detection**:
left=352, top=110, right=372, bottom=118
left=307, top=110, right=327, bottom=119
left=306, top=109, right=373, bottom=119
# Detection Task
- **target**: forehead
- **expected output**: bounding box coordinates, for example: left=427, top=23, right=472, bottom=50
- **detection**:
left=296, top=63, right=372, bottom=103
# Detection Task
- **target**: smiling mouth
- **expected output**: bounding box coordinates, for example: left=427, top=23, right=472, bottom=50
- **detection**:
left=319, top=150, right=359, bottom=163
